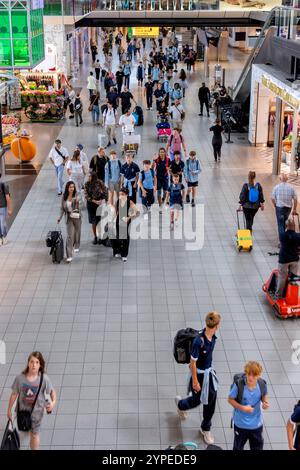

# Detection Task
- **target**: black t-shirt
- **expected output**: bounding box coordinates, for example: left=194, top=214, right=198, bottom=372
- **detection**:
left=170, top=160, right=185, bottom=182
left=210, top=125, right=224, bottom=138
left=154, top=89, right=165, bottom=100
left=90, top=94, right=99, bottom=107
left=120, top=91, right=133, bottom=106
left=116, top=71, right=124, bottom=84
left=144, top=82, right=154, bottom=95
left=0, top=182, right=9, bottom=208
left=279, top=230, right=300, bottom=264
left=89, top=155, right=108, bottom=182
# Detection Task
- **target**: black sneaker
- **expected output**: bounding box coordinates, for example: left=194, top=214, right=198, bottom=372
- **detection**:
left=113, top=138, right=117, bottom=144
left=93, top=237, right=98, bottom=245
left=191, top=200, right=195, bottom=207
left=57, top=192, right=62, bottom=196
left=69, top=115, right=74, bottom=119
left=106, top=142, right=111, bottom=148
left=186, top=194, right=190, bottom=203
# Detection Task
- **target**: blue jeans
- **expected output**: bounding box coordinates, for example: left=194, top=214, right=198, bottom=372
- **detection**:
left=55, top=164, right=64, bottom=194
left=276, top=206, right=291, bottom=239
left=0, top=207, right=7, bottom=238
left=92, top=105, right=100, bottom=123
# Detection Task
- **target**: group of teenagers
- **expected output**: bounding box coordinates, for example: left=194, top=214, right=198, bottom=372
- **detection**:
left=49, top=135, right=202, bottom=263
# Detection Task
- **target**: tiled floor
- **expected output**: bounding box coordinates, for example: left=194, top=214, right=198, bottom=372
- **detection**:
left=0, top=35, right=300, bottom=450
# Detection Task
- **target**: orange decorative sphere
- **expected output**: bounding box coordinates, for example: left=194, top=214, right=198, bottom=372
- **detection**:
left=11, top=136, right=37, bottom=161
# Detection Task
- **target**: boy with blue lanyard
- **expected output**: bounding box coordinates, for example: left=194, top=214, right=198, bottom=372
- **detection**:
left=228, top=361, right=269, bottom=450
left=120, top=153, right=140, bottom=204
left=175, top=312, right=221, bottom=446
left=139, top=160, right=157, bottom=219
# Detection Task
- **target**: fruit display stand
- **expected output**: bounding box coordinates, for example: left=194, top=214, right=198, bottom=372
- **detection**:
left=21, top=89, right=64, bottom=122
left=1, top=114, right=20, bottom=148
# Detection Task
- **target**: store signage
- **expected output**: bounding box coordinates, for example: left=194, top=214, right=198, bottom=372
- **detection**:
left=262, top=75, right=300, bottom=109
left=132, top=27, right=159, bottom=38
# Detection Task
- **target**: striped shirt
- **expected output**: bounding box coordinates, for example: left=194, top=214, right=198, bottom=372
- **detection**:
left=272, top=182, right=297, bottom=208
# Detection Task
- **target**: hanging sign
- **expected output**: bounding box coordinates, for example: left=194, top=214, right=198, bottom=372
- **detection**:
left=132, top=27, right=159, bottom=38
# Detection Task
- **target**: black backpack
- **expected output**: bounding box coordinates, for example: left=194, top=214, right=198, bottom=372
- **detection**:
left=232, top=373, right=267, bottom=404
left=173, top=328, right=204, bottom=364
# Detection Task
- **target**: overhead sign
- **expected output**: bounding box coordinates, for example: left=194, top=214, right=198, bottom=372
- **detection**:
left=132, top=27, right=159, bottom=38
left=262, top=75, right=300, bottom=109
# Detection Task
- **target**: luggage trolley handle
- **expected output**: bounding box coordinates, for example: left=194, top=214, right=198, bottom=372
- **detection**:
left=236, top=208, right=246, bottom=230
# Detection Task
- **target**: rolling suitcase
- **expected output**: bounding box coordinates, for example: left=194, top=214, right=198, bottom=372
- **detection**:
left=236, top=210, right=252, bottom=252
left=47, top=230, right=64, bottom=263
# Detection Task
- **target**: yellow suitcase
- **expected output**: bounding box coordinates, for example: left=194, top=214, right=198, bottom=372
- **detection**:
left=236, top=210, right=253, bottom=252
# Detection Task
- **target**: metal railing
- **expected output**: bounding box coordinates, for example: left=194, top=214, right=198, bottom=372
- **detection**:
left=231, top=6, right=300, bottom=101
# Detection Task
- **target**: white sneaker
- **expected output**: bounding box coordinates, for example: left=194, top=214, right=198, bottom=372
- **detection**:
left=200, top=429, right=214, bottom=445
left=175, top=396, right=187, bottom=419
left=2, top=237, right=7, bottom=245
left=74, top=249, right=79, bottom=253
left=0, top=238, right=2, bottom=246
left=144, top=213, right=148, bottom=220
left=122, top=257, right=127, bottom=262
left=66, top=257, right=72, bottom=263
left=114, top=254, right=121, bottom=258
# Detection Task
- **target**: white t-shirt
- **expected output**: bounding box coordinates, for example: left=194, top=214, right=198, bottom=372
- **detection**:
left=170, top=104, right=184, bottom=121
left=87, top=75, right=96, bottom=90
left=119, top=114, right=136, bottom=129
left=49, top=145, right=69, bottom=167
left=66, top=159, right=84, bottom=175
left=103, top=108, right=117, bottom=126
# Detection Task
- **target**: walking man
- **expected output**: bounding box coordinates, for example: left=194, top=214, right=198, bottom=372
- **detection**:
left=103, top=101, right=117, bottom=148
left=175, top=311, right=221, bottom=445
left=49, top=139, right=69, bottom=196
left=198, top=82, right=210, bottom=117
left=272, top=173, right=298, bottom=240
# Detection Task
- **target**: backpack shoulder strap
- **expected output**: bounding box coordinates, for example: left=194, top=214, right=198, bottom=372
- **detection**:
left=118, top=160, right=121, bottom=171
left=236, top=378, right=245, bottom=405
left=141, top=170, right=145, bottom=182
left=151, top=168, right=155, bottom=178
left=257, top=378, right=267, bottom=399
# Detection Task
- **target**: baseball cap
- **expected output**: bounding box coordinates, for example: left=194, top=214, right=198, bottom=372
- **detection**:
left=76, top=144, right=83, bottom=150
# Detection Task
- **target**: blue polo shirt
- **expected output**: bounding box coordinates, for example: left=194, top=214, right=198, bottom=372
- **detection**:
left=229, top=379, right=267, bottom=430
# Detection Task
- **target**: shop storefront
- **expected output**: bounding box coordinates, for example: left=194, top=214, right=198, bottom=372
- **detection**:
left=249, top=64, right=300, bottom=175
left=0, top=74, right=21, bottom=148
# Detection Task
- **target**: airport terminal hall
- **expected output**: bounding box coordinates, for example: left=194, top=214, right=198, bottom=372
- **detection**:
left=1, top=0, right=300, bottom=458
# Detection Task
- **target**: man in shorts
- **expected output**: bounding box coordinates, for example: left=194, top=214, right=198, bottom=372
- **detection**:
left=184, top=151, right=202, bottom=207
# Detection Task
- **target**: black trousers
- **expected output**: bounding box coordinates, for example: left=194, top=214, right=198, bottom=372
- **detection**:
left=243, top=207, right=258, bottom=231
left=200, top=100, right=209, bottom=115
left=146, top=94, right=153, bottom=109
left=212, top=139, right=222, bottom=161
left=117, top=82, right=123, bottom=96
left=178, top=373, right=217, bottom=432
left=233, top=425, right=264, bottom=451
left=111, top=237, right=130, bottom=258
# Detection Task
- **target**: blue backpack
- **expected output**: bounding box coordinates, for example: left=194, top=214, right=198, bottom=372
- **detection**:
left=248, top=184, right=259, bottom=203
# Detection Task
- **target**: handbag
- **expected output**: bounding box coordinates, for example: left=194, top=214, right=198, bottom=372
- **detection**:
left=69, top=209, right=80, bottom=219
left=0, top=420, right=20, bottom=450
left=17, top=373, right=43, bottom=432
left=88, top=95, right=97, bottom=112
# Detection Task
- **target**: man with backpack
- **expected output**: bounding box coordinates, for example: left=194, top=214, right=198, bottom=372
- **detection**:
left=139, top=160, right=157, bottom=220
left=287, top=400, right=300, bottom=450
left=184, top=151, right=201, bottom=207
left=102, top=101, right=117, bottom=149
left=174, top=312, right=221, bottom=445
left=105, top=150, right=122, bottom=205
left=228, top=361, right=269, bottom=450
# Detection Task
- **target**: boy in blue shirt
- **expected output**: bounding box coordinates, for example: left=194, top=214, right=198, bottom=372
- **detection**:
left=228, top=361, right=269, bottom=450
left=139, top=159, right=157, bottom=219
left=184, top=150, right=202, bottom=207
left=105, top=150, right=122, bottom=205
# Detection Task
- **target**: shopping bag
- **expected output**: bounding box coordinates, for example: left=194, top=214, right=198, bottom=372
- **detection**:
left=0, top=420, right=20, bottom=450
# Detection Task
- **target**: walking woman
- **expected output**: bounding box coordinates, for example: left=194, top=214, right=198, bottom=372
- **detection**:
left=84, top=171, right=108, bottom=245
left=66, top=149, right=86, bottom=192
left=209, top=119, right=224, bottom=162
left=178, top=69, right=188, bottom=97
left=238, top=170, right=265, bottom=232
left=58, top=181, right=82, bottom=263
left=90, top=90, right=100, bottom=125
left=7, top=351, right=56, bottom=450
left=111, top=187, right=140, bottom=262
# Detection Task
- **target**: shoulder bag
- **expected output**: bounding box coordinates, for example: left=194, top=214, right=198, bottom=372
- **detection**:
left=88, top=95, right=97, bottom=112
left=69, top=198, right=81, bottom=219
left=17, top=373, right=44, bottom=432
left=54, top=147, right=67, bottom=164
